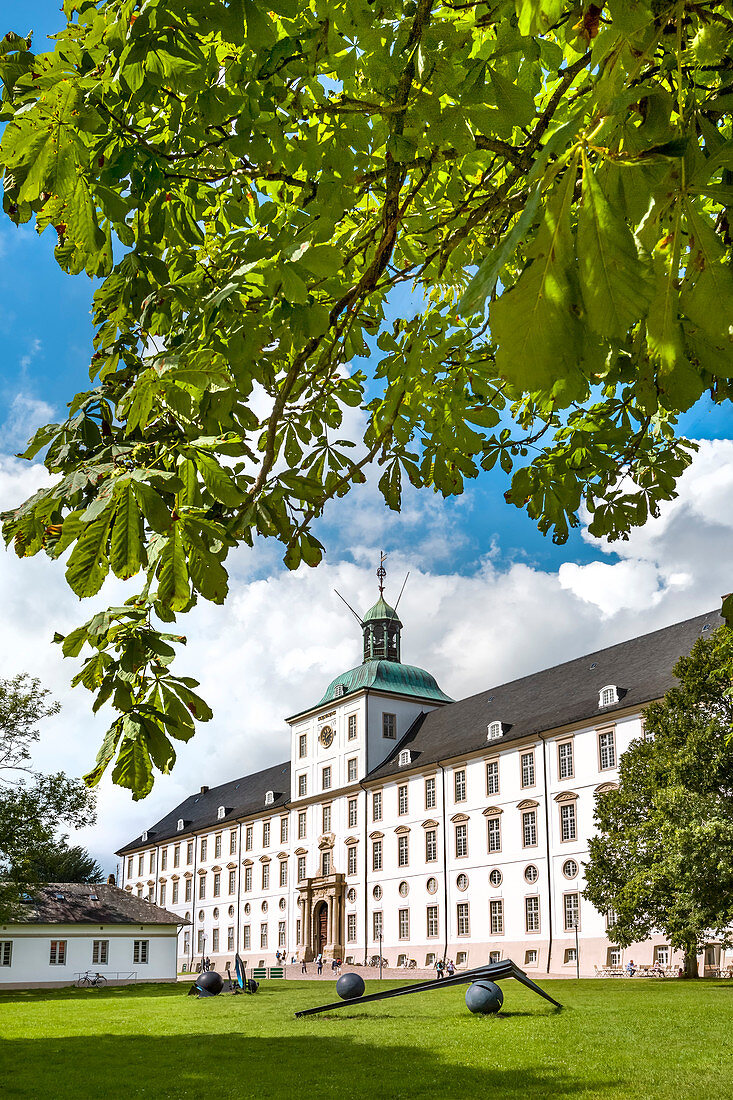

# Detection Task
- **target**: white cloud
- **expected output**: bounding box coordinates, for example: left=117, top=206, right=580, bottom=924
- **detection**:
left=0, top=438, right=730, bottom=876
left=559, top=439, right=733, bottom=618
left=0, top=393, right=54, bottom=454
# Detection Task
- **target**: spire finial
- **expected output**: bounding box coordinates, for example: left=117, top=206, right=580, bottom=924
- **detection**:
left=377, top=550, right=387, bottom=597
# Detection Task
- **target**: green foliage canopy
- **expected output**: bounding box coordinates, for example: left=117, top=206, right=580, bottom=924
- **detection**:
left=1, top=0, right=732, bottom=797
left=0, top=675, right=97, bottom=919
left=583, top=628, right=733, bottom=976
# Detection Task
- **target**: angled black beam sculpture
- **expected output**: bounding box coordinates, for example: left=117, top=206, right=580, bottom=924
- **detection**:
left=295, top=958, right=562, bottom=1017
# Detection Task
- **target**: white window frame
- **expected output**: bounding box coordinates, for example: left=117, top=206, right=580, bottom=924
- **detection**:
left=564, top=892, right=580, bottom=931
left=457, top=902, right=470, bottom=936
left=489, top=899, right=504, bottom=935
left=454, top=769, right=466, bottom=802
left=133, top=939, right=149, bottom=965
left=427, top=905, right=439, bottom=938
left=522, top=810, right=537, bottom=848
left=425, top=776, right=436, bottom=809
left=487, top=816, right=501, bottom=853
left=398, top=834, right=409, bottom=867
left=455, top=823, right=468, bottom=858
left=525, top=896, right=540, bottom=933
left=520, top=751, right=535, bottom=789
left=0, top=941, right=12, bottom=967
left=373, top=791, right=383, bottom=821
left=92, top=940, right=109, bottom=966
left=398, top=908, right=410, bottom=940
left=425, top=829, right=437, bottom=863
left=598, top=729, right=616, bottom=770
left=560, top=802, right=577, bottom=842
left=486, top=760, right=499, bottom=796
left=398, top=784, right=408, bottom=816
left=557, top=740, right=574, bottom=780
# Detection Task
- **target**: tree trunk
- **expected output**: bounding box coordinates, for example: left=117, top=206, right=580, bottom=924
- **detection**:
left=682, top=950, right=699, bottom=978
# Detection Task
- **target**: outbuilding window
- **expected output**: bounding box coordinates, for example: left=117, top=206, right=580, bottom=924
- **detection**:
left=92, top=940, right=109, bottom=965
left=133, top=939, right=149, bottom=964
left=0, top=941, right=12, bottom=966
left=49, top=940, right=66, bottom=965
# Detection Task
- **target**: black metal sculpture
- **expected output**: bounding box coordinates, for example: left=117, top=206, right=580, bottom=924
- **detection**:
left=295, top=958, right=562, bottom=1017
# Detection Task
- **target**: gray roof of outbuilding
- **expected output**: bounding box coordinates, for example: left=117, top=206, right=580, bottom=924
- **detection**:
left=10, top=883, right=187, bottom=926
left=365, top=609, right=723, bottom=782
left=117, top=760, right=290, bottom=855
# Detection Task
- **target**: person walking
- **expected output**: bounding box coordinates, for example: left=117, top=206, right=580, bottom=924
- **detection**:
left=316, top=953, right=323, bottom=976
left=301, top=957, right=307, bottom=975
left=436, top=958, right=444, bottom=980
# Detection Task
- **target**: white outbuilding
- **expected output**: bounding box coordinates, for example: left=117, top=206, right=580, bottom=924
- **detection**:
left=0, top=882, right=188, bottom=988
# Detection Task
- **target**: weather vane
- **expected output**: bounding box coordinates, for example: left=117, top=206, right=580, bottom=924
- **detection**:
left=377, top=550, right=387, bottom=596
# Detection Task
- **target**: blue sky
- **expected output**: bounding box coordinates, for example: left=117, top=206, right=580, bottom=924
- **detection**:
left=2, top=3, right=733, bottom=868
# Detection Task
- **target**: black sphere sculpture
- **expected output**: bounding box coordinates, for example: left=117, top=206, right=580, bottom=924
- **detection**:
left=336, top=972, right=366, bottom=1000
left=195, top=970, right=224, bottom=997
left=465, top=979, right=503, bottom=1015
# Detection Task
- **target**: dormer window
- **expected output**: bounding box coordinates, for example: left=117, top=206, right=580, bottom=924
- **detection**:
left=264, top=791, right=274, bottom=806
left=217, top=806, right=226, bottom=821
left=487, top=721, right=504, bottom=741
left=334, top=684, right=345, bottom=698
left=398, top=749, right=412, bottom=767
left=177, top=819, right=184, bottom=832
left=141, top=830, right=148, bottom=842
left=599, top=685, right=618, bottom=708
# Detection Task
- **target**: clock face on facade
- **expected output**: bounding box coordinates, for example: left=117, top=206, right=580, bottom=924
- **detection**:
left=319, top=725, right=334, bottom=748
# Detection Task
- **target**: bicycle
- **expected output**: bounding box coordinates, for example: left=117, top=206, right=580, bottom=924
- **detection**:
left=76, top=971, right=107, bottom=988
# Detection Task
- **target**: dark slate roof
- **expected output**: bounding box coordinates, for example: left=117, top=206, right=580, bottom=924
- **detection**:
left=117, top=759, right=290, bottom=855
left=10, top=883, right=187, bottom=926
left=365, top=609, right=723, bottom=782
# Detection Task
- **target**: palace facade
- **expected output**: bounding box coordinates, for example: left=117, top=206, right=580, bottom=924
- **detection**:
left=117, top=593, right=728, bottom=977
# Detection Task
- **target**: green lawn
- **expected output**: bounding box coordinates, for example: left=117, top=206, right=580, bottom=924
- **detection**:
left=0, top=978, right=731, bottom=1098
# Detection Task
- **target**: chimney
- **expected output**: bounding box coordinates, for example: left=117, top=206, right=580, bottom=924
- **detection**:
left=200, top=785, right=209, bottom=793
left=107, top=873, right=116, bottom=886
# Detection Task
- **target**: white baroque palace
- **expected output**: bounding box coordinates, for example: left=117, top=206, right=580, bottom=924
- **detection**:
left=117, top=590, right=728, bottom=977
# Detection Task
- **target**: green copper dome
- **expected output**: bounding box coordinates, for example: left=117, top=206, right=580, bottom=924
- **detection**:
left=315, top=659, right=453, bottom=707
left=362, top=597, right=402, bottom=624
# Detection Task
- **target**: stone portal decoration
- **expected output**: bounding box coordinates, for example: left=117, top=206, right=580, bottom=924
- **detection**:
left=294, top=958, right=562, bottom=1017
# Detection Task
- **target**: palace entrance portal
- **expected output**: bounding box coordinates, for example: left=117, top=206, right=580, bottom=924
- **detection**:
left=297, top=873, right=345, bottom=961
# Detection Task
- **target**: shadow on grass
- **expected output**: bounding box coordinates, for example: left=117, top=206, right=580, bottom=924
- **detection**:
left=0, top=982, right=186, bottom=1005
left=2, top=1032, right=618, bottom=1100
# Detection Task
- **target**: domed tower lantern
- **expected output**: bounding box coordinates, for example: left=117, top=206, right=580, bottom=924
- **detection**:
left=362, top=553, right=402, bottom=662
